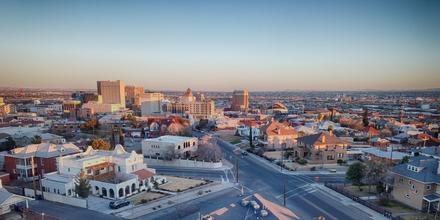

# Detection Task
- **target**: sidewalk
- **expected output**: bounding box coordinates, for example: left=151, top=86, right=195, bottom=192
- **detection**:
left=313, top=184, right=388, bottom=220
left=246, top=147, right=346, bottom=175
left=150, top=160, right=233, bottom=171
left=114, top=182, right=234, bottom=219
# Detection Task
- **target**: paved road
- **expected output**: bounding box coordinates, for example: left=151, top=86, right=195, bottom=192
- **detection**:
left=134, top=187, right=252, bottom=220
left=215, top=136, right=384, bottom=220
left=29, top=199, right=122, bottom=220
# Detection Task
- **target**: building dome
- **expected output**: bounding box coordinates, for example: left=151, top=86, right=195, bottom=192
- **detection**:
left=267, top=102, right=288, bottom=113
left=184, top=88, right=193, bottom=97
left=181, top=88, right=195, bottom=103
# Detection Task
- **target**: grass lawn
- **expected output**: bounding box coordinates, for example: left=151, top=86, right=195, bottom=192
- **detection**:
left=263, top=151, right=283, bottom=160
left=402, top=213, right=437, bottom=220
left=216, top=130, right=242, bottom=143
left=373, top=199, right=416, bottom=214
left=230, top=139, right=241, bottom=145
left=344, top=185, right=378, bottom=197
left=129, top=191, right=166, bottom=205
left=159, top=176, right=207, bottom=192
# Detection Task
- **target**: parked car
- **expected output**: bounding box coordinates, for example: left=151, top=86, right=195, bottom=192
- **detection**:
left=241, top=199, right=249, bottom=207
left=241, top=151, right=248, bottom=156
left=109, top=200, right=130, bottom=209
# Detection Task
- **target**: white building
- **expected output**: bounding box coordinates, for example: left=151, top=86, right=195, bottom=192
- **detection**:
left=142, top=135, right=198, bottom=159
left=41, top=145, right=156, bottom=200
left=236, top=125, right=260, bottom=138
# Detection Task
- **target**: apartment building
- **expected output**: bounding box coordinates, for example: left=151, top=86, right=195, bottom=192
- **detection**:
left=4, top=143, right=81, bottom=181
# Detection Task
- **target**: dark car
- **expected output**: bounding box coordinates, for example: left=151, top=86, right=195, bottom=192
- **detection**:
left=241, top=151, right=248, bottom=156
left=109, top=200, right=130, bottom=209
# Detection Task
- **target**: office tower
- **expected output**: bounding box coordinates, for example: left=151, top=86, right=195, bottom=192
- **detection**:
left=231, top=89, right=249, bottom=112
left=140, top=92, right=165, bottom=117
left=125, top=85, right=144, bottom=106
left=97, top=80, right=126, bottom=108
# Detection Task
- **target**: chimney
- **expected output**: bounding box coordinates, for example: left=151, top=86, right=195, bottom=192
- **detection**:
left=437, top=161, right=440, bottom=175
left=321, top=134, right=326, bottom=144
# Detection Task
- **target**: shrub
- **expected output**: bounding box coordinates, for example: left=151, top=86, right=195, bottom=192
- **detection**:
left=377, top=198, right=390, bottom=206
left=297, top=158, right=308, bottom=165
left=140, top=199, right=148, bottom=204
left=337, top=159, right=345, bottom=165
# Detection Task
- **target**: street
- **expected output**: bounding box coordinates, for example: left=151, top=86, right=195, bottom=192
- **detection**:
left=214, top=136, right=386, bottom=220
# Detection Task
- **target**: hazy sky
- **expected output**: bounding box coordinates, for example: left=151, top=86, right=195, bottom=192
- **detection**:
left=1, top=0, right=439, bottom=91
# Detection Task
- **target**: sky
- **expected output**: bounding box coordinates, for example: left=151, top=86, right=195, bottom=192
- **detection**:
left=0, top=0, right=439, bottom=91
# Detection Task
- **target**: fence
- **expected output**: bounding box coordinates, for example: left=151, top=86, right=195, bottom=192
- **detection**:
left=24, top=188, right=87, bottom=208
left=324, top=183, right=394, bottom=218
left=145, top=158, right=223, bottom=169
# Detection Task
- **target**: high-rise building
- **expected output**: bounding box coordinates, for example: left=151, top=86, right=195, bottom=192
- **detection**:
left=231, top=89, right=249, bottom=112
left=97, top=80, right=126, bottom=108
left=140, top=92, right=165, bottom=117
left=125, top=85, right=144, bottom=106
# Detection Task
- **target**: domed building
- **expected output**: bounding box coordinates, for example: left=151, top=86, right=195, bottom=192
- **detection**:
left=266, top=102, right=288, bottom=114
left=181, top=88, right=196, bottom=103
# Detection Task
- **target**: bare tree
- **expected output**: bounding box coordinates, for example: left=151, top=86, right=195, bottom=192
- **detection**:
left=164, top=149, right=176, bottom=160
left=195, top=137, right=222, bottom=162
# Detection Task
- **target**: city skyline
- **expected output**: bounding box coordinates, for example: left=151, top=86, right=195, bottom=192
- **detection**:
left=1, top=0, right=439, bottom=91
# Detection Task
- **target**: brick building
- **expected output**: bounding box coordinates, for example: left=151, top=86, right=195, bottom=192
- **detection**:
left=4, top=143, right=81, bottom=182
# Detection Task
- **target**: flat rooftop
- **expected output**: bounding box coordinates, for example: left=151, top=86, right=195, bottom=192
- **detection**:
left=145, top=135, right=195, bottom=143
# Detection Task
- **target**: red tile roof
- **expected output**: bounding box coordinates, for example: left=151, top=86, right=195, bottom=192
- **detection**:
left=133, top=169, right=155, bottom=180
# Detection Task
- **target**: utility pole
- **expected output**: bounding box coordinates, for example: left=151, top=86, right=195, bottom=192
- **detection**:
left=31, top=156, right=37, bottom=198
left=283, top=175, right=287, bottom=206
left=236, top=158, right=239, bottom=183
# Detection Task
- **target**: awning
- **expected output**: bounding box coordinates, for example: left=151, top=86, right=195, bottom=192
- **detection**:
left=424, top=194, right=440, bottom=202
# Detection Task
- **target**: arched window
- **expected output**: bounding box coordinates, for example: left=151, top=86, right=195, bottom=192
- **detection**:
left=125, top=186, right=130, bottom=195
left=102, top=187, right=107, bottom=197
left=95, top=186, right=99, bottom=194
left=109, top=189, right=115, bottom=198
left=132, top=183, right=136, bottom=193
left=119, top=188, right=124, bottom=197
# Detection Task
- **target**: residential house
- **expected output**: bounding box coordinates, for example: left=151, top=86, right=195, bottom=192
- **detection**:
left=360, top=147, right=408, bottom=165
left=260, top=121, right=298, bottom=150
left=294, top=132, right=348, bottom=164
left=390, top=156, right=440, bottom=212
left=0, top=180, right=31, bottom=215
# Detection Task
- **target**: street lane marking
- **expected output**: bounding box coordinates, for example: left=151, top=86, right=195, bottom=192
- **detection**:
left=299, top=195, right=339, bottom=220
left=275, top=184, right=309, bottom=199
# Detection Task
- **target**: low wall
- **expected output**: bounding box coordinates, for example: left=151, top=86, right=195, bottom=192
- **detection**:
left=145, top=158, right=222, bottom=169
left=24, top=188, right=87, bottom=208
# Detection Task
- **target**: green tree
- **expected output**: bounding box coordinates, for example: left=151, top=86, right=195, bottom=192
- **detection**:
left=31, top=135, right=42, bottom=144
left=346, top=162, right=366, bottom=188
left=249, top=126, right=254, bottom=149
left=89, top=138, right=112, bottom=151
left=0, top=137, right=16, bottom=151
left=74, top=171, right=91, bottom=198
left=400, top=156, right=410, bottom=164
left=363, top=108, right=369, bottom=127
